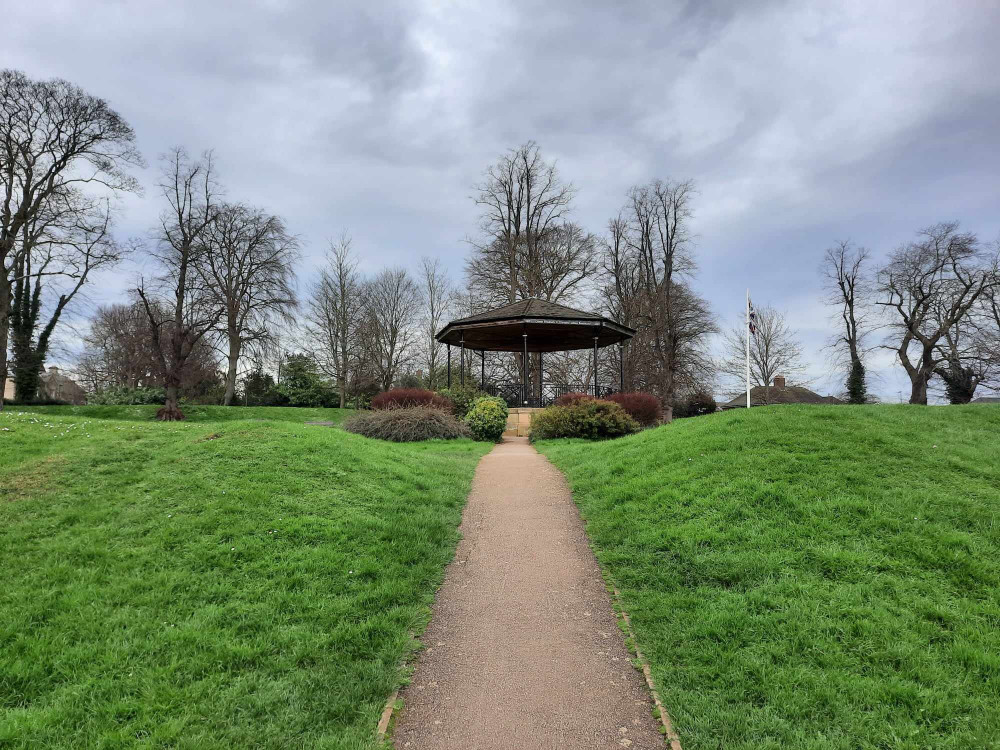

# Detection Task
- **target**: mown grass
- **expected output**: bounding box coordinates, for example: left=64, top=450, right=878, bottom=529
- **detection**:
left=6, top=403, right=352, bottom=425
left=0, top=405, right=490, bottom=749
left=537, top=405, right=1000, bottom=750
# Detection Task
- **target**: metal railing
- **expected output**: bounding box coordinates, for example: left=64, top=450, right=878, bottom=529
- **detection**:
left=482, top=381, right=616, bottom=408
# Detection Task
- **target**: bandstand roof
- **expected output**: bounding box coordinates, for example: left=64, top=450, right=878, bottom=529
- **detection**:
left=435, top=298, right=635, bottom=353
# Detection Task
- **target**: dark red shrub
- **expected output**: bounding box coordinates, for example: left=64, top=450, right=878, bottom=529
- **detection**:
left=554, top=391, right=596, bottom=407
left=606, top=392, right=662, bottom=427
left=371, top=388, right=452, bottom=412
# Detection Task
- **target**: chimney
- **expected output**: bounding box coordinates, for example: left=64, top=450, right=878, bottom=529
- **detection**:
left=773, top=375, right=785, bottom=388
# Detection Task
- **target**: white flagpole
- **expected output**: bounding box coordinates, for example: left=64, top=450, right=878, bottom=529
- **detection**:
left=746, top=289, right=751, bottom=409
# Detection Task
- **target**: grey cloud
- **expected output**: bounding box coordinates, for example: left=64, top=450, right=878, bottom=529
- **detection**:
left=7, top=0, right=1000, bottom=400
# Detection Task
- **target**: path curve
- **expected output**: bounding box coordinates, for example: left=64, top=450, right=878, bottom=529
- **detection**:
left=393, top=437, right=663, bottom=749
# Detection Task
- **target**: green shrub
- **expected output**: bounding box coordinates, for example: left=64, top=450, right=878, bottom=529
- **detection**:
left=343, top=406, right=472, bottom=442
left=89, top=386, right=165, bottom=405
left=465, top=396, right=508, bottom=442
left=436, top=385, right=486, bottom=418
left=277, top=354, right=337, bottom=407
left=673, top=389, right=718, bottom=418
left=529, top=400, right=640, bottom=441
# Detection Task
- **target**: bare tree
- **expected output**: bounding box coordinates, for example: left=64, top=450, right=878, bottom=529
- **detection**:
left=0, top=69, right=142, bottom=409
left=876, top=222, right=992, bottom=405
left=719, top=305, right=806, bottom=399
left=78, top=300, right=219, bottom=396
left=419, top=256, right=453, bottom=389
left=466, top=141, right=577, bottom=305
left=933, top=246, right=1000, bottom=402
left=360, top=267, right=421, bottom=391
left=597, top=179, right=707, bottom=420
left=10, top=195, right=126, bottom=400
left=195, top=202, right=298, bottom=405
left=821, top=240, right=873, bottom=403
left=932, top=316, right=996, bottom=403
left=306, top=235, right=364, bottom=407
left=136, top=148, right=223, bottom=421
left=77, top=302, right=159, bottom=392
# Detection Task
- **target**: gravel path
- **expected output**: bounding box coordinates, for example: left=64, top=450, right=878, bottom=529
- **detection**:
left=392, top=437, right=663, bottom=750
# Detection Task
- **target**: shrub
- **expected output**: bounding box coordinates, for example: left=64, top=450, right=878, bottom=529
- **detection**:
left=277, top=354, right=337, bottom=407
left=673, top=389, right=718, bottom=419
left=529, top=400, right=640, bottom=442
left=89, top=386, right=166, bottom=405
left=371, top=388, right=452, bottom=412
left=554, top=391, right=595, bottom=407
left=435, top=385, right=486, bottom=418
left=606, top=392, right=662, bottom=427
left=241, top=369, right=284, bottom=406
left=344, top=407, right=471, bottom=442
left=465, top=396, right=508, bottom=442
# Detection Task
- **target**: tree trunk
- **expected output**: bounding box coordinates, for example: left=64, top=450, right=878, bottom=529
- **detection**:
left=909, top=374, right=929, bottom=405
left=338, top=344, right=347, bottom=409
left=223, top=337, right=240, bottom=406
left=13, top=352, right=43, bottom=403
left=157, top=382, right=185, bottom=421
left=0, top=281, right=8, bottom=412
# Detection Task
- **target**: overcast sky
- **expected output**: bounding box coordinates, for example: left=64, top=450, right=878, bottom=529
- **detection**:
left=7, top=0, right=1000, bottom=400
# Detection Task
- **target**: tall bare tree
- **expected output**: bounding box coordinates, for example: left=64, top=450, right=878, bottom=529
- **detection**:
left=598, top=179, right=707, bottom=420
left=195, top=202, right=298, bottom=405
left=419, top=256, right=453, bottom=389
left=0, top=69, right=142, bottom=409
left=136, top=148, right=222, bottom=420
left=719, top=305, right=806, bottom=399
left=307, top=235, right=363, bottom=407
left=466, top=141, right=577, bottom=305
left=876, top=222, right=992, bottom=405
left=360, top=267, right=421, bottom=391
left=10, top=195, right=125, bottom=401
left=821, top=240, right=873, bottom=403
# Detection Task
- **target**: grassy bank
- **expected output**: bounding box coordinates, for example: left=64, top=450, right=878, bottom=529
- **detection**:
left=0, top=406, right=490, bottom=748
left=537, top=405, right=1000, bottom=750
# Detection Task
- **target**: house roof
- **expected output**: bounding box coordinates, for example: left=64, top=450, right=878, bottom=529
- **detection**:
left=435, top=298, right=635, bottom=352
left=721, top=384, right=844, bottom=408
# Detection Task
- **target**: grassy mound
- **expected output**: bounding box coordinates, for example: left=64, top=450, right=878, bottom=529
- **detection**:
left=5, top=403, right=354, bottom=424
left=0, top=406, right=490, bottom=748
left=537, top=404, right=1000, bottom=750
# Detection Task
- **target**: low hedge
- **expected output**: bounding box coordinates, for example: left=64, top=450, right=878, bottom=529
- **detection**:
left=465, top=396, right=508, bottom=442
left=344, top=406, right=471, bottom=442
left=529, top=400, right=640, bottom=441
left=606, top=392, right=662, bottom=426
left=371, top=388, right=452, bottom=412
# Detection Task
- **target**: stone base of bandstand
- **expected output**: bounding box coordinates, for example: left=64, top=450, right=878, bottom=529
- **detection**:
left=503, top=407, right=544, bottom=438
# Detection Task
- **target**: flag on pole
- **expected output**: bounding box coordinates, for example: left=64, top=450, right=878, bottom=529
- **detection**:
left=748, top=298, right=757, bottom=335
